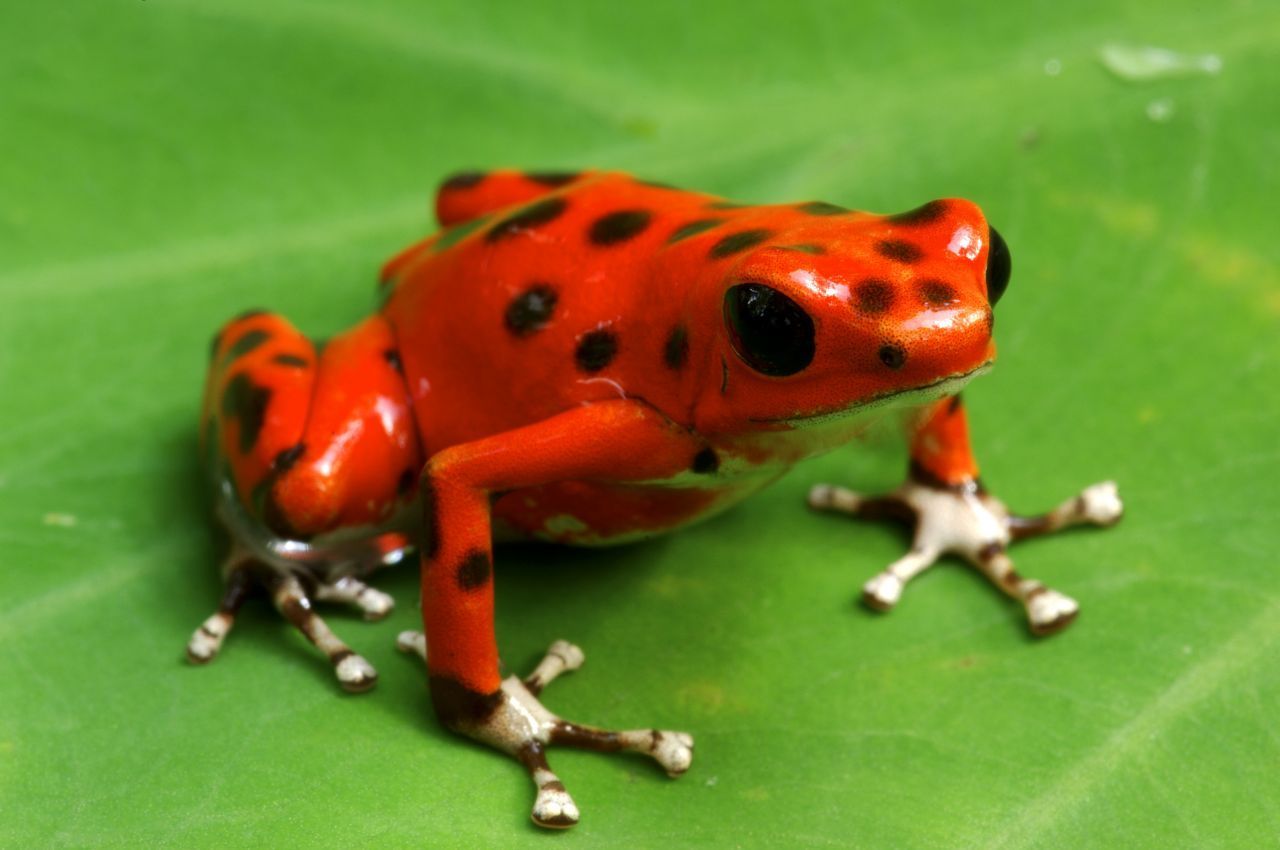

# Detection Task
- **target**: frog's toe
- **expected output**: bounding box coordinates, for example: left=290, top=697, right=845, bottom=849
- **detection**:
left=1079, top=481, right=1124, bottom=526
left=807, top=483, right=842, bottom=510
left=269, top=574, right=381, bottom=693
left=334, top=652, right=379, bottom=693
left=1007, top=480, right=1126, bottom=542
left=523, top=639, right=585, bottom=694
left=862, top=572, right=905, bottom=611
left=531, top=782, right=580, bottom=829
left=186, top=612, right=232, bottom=663
left=396, top=629, right=427, bottom=660
left=808, top=482, right=875, bottom=515
left=651, top=730, right=695, bottom=777
left=315, top=575, right=396, bottom=621
left=1026, top=588, right=1079, bottom=636
left=356, top=587, right=395, bottom=621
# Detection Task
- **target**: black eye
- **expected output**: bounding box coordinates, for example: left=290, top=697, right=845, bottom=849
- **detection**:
left=986, top=226, right=1011, bottom=306
left=724, top=283, right=815, bottom=376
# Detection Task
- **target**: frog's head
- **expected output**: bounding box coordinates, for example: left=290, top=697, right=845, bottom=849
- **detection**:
left=693, top=199, right=1006, bottom=434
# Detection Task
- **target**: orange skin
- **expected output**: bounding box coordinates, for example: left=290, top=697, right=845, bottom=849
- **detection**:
left=203, top=170, right=1000, bottom=708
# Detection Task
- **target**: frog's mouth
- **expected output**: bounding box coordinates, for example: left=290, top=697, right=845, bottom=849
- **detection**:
left=751, top=361, right=993, bottom=425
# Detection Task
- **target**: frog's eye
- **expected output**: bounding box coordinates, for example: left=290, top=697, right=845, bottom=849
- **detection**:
left=986, top=226, right=1011, bottom=306
left=724, top=283, right=815, bottom=376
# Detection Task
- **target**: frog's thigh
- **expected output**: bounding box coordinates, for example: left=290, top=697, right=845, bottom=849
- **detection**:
left=206, top=312, right=420, bottom=540
left=261, top=315, right=423, bottom=540
left=205, top=311, right=317, bottom=506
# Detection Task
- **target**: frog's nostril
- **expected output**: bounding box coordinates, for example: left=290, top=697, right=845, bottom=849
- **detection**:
left=878, top=343, right=907, bottom=370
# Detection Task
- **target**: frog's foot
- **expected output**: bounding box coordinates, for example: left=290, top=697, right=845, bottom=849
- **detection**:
left=314, top=575, right=395, bottom=621
left=187, top=561, right=384, bottom=692
left=270, top=574, right=378, bottom=692
left=397, top=635, right=693, bottom=829
left=185, top=557, right=254, bottom=664
left=808, top=478, right=1123, bottom=636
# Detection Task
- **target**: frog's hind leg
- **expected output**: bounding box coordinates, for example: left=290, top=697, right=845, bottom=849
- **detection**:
left=186, top=551, right=389, bottom=689
left=270, top=574, right=378, bottom=693
left=314, top=574, right=395, bottom=621
left=185, top=550, right=255, bottom=664
left=194, top=309, right=422, bottom=689
left=187, top=524, right=410, bottom=691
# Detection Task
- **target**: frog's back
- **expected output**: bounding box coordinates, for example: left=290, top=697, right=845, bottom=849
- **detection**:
left=381, top=171, right=722, bottom=454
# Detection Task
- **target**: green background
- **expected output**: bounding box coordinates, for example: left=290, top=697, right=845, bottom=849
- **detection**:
left=2, top=1, right=1277, bottom=847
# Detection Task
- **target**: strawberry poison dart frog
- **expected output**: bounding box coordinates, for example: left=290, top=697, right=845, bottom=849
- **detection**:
left=189, top=170, right=1123, bottom=828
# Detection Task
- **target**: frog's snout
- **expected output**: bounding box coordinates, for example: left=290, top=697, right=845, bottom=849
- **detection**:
left=872, top=302, right=996, bottom=383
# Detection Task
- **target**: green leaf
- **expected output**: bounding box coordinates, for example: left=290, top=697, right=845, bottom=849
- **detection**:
left=2, top=1, right=1276, bottom=847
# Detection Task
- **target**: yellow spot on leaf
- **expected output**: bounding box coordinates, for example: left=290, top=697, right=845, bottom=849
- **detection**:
left=1046, top=189, right=1159, bottom=238
left=676, top=679, right=750, bottom=715
left=1181, top=233, right=1280, bottom=315
left=647, top=573, right=704, bottom=599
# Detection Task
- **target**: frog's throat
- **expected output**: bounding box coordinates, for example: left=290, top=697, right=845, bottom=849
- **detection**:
left=750, top=361, right=993, bottom=426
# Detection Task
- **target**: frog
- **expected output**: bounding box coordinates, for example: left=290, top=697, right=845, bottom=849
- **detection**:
left=187, top=169, right=1123, bottom=829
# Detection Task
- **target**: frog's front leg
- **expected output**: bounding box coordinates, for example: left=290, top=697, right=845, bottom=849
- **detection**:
left=809, top=396, right=1122, bottom=635
left=415, top=400, right=701, bottom=829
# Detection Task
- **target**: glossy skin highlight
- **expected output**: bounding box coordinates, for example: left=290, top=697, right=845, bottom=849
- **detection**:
left=191, top=170, right=1122, bottom=828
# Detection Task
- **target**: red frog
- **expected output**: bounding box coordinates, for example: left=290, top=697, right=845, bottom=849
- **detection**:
left=189, top=170, right=1123, bottom=828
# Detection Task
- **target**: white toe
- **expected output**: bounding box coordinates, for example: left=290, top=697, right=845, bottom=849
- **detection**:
left=396, top=630, right=426, bottom=656
left=532, top=787, right=580, bottom=828
left=862, top=573, right=903, bottom=610
left=653, top=730, right=695, bottom=776
left=335, top=653, right=378, bottom=692
left=807, top=484, right=834, bottom=508
left=1028, top=590, right=1079, bottom=635
left=359, top=588, right=395, bottom=620
left=1081, top=481, right=1124, bottom=525
left=186, top=632, right=218, bottom=663
left=548, top=639, right=585, bottom=671
left=186, top=615, right=228, bottom=664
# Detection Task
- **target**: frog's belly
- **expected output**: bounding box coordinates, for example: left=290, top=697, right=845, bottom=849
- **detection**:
left=492, top=476, right=778, bottom=547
